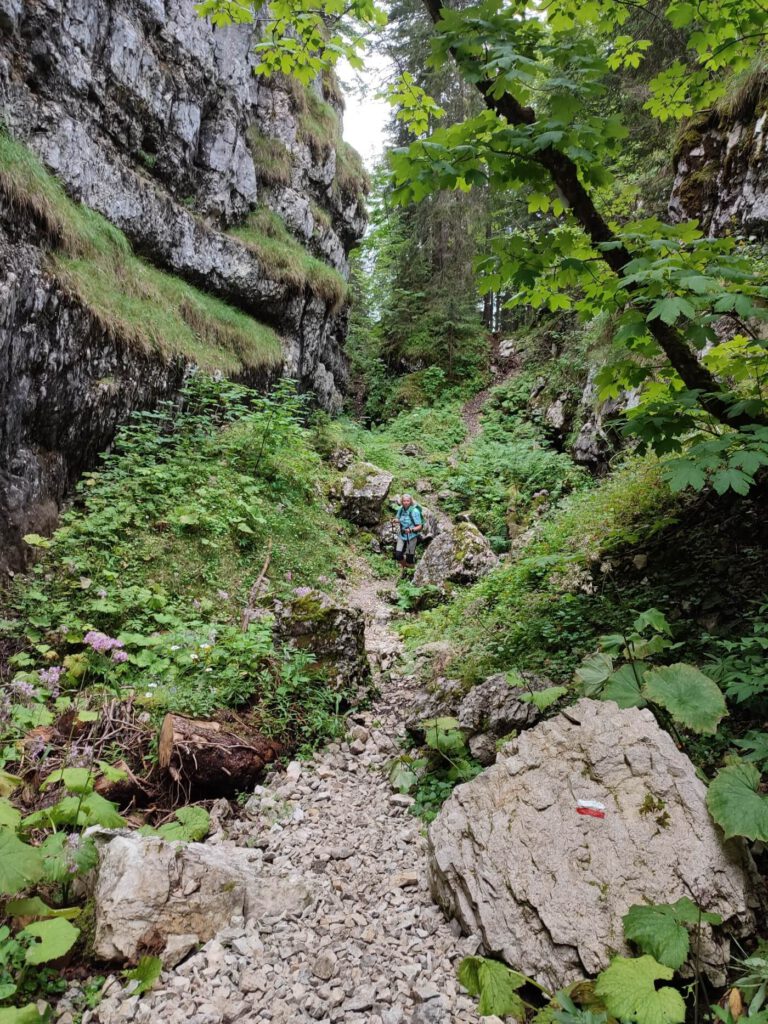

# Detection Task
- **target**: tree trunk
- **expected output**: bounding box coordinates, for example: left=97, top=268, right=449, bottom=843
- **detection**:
left=159, top=714, right=283, bottom=798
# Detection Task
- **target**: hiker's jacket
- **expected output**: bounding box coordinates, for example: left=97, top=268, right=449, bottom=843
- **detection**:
left=396, top=505, right=423, bottom=539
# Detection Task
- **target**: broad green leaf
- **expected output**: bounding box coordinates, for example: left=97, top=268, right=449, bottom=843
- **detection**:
left=594, top=955, right=685, bottom=1024
left=665, top=459, right=707, bottom=493
left=0, top=1003, right=50, bottom=1023
left=0, top=771, right=22, bottom=798
left=0, top=829, right=44, bottom=895
left=642, top=663, right=726, bottom=734
left=80, top=792, right=126, bottom=828
left=575, top=653, right=614, bottom=694
left=519, top=685, right=568, bottom=711
left=21, top=917, right=80, bottom=965
left=648, top=296, right=695, bottom=326
left=457, top=955, right=527, bottom=1016
left=622, top=898, right=721, bottom=969
left=0, top=798, right=21, bottom=829
left=7, top=897, right=81, bottom=921
left=41, top=767, right=94, bottom=795
left=155, top=806, right=210, bottom=842
left=389, top=762, right=418, bottom=793
left=633, top=609, right=671, bottom=635
left=97, top=761, right=129, bottom=783
left=602, top=665, right=646, bottom=709
left=122, top=955, right=163, bottom=995
left=40, top=833, right=98, bottom=883
left=707, top=762, right=768, bottom=841
left=0, top=983, right=16, bottom=1001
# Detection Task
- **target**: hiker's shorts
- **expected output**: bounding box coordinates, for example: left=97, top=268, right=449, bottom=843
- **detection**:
left=395, top=535, right=418, bottom=565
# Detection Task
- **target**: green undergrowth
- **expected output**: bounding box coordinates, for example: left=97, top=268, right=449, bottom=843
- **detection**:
left=230, top=206, right=348, bottom=310
left=2, top=377, right=356, bottom=748
left=317, top=401, right=467, bottom=509
left=0, top=131, right=283, bottom=374
left=405, top=455, right=681, bottom=682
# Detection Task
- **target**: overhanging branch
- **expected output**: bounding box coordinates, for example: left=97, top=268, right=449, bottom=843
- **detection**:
left=420, top=0, right=766, bottom=430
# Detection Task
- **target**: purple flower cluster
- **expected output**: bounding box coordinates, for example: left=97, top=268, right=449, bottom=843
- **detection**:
left=111, top=649, right=128, bottom=664
left=293, top=586, right=313, bottom=599
left=84, top=631, right=125, bottom=654
left=39, top=665, right=63, bottom=695
left=12, top=679, right=37, bottom=701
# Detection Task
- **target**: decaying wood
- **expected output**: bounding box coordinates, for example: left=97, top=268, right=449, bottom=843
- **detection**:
left=241, top=539, right=273, bottom=632
left=158, top=714, right=282, bottom=798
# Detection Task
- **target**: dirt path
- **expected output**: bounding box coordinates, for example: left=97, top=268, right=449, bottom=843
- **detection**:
left=88, top=566, right=482, bottom=1024
left=461, top=355, right=522, bottom=441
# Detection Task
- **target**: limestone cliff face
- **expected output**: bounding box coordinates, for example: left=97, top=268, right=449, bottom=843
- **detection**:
left=0, top=0, right=366, bottom=568
left=669, top=77, right=768, bottom=237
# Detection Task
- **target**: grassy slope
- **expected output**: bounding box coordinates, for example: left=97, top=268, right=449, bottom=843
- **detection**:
left=231, top=207, right=348, bottom=310
left=0, top=132, right=284, bottom=374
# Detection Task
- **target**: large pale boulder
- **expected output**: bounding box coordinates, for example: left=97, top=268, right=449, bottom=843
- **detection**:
left=93, top=835, right=312, bottom=965
left=273, top=589, right=370, bottom=695
left=413, top=522, right=497, bottom=587
left=427, top=699, right=757, bottom=991
left=340, top=462, right=394, bottom=526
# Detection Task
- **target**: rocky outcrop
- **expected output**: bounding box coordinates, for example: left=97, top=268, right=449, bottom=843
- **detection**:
left=93, top=834, right=311, bottom=965
left=340, top=462, right=394, bottom=526
left=273, top=589, right=371, bottom=696
left=413, top=521, right=498, bottom=588
left=0, top=213, right=189, bottom=569
left=669, top=76, right=768, bottom=237
left=0, top=0, right=366, bottom=569
left=427, top=699, right=757, bottom=991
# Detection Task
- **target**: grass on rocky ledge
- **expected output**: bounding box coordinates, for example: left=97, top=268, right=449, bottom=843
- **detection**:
left=0, top=131, right=284, bottom=374
left=231, top=206, right=349, bottom=310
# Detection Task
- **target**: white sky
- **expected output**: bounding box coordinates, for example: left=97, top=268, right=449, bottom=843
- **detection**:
left=339, top=51, right=393, bottom=168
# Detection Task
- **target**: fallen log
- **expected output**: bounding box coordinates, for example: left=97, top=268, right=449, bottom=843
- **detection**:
left=158, top=714, right=282, bottom=798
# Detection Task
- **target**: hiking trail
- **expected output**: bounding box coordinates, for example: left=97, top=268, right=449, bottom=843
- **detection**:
left=88, top=558, right=483, bottom=1024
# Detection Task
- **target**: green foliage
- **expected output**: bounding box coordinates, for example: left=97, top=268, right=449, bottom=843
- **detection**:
left=593, top=956, right=685, bottom=1024
left=407, top=456, right=678, bottom=682
left=388, top=717, right=482, bottom=821
left=6, top=377, right=354, bottom=754
left=622, top=898, right=722, bottom=970
left=19, top=921, right=80, bottom=967
left=575, top=609, right=727, bottom=735
left=121, top=957, right=163, bottom=997
left=706, top=761, right=768, bottom=841
left=0, top=132, right=282, bottom=376
left=141, top=807, right=210, bottom=843
left=519, top=685, right=568, bottom=712
left=457, top=956, right=528, bottom=1017
left=0, top=833, right=43, bottom=896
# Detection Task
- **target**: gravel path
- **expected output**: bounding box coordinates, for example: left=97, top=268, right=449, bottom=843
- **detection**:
left=86, top=573, right=483, bottom=1024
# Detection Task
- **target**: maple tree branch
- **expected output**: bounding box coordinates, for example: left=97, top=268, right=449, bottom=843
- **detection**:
left=420, top=0, right=766, bottom=429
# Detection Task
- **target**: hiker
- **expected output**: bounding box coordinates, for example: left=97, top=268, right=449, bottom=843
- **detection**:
left=392, top=493, right=423, bottom=571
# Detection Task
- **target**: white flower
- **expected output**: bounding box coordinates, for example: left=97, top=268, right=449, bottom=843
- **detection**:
left=200, top=643, right=212, bottom=650
left=190, top=653, right=198, bottom=661
left=170, top=645, right=181, bottom=651
left=205, top=668, right=212, bottom=673
left=144, top=692, right=152, bottom=698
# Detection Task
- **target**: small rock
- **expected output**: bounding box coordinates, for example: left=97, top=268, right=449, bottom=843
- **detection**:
left=312, top=950, right=338, bottom=981
left=389, top=794, right=414, bottom=808
left=391, top=870, right=419, bottom=889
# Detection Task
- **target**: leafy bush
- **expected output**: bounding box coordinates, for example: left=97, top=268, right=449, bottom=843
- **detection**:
left=389, top=717, right=482, bottom=821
